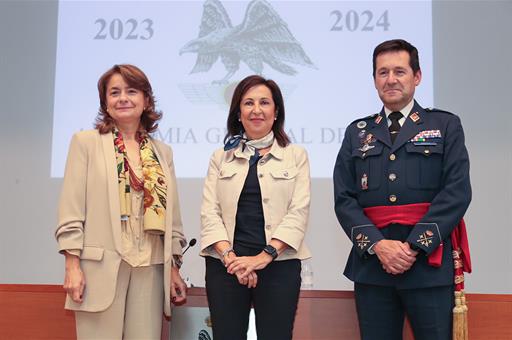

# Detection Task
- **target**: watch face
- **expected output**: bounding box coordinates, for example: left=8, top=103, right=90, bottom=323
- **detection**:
left=264, top=245, right=278, bottom=259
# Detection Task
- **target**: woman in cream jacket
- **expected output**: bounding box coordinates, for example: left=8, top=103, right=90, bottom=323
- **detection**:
left=55, top=64, right=187, bottom=339
left=200, top=75, right=311, bottom=340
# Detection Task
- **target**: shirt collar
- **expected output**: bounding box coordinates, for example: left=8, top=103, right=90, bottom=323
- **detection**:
left=267, top=140, right=284, bottom=160
left=384, top=99, right=415, bottom=120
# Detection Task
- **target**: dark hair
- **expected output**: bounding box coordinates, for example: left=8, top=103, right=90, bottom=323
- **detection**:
left=372, top=39, right=420, bottom=78
left=95, top=64, right=162, bottom=134
left=225, top=75, right=290, bottom=147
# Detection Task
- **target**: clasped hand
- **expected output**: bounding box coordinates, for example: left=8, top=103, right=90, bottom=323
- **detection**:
left=373, top=240, right=418, bottom=275
left=223, top=252, right=272, bottom=288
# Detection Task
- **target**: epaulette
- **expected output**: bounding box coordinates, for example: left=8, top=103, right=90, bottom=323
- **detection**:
left=424, top=107, right=454, bottom=115
left=350, top=113, right=379, bottom=126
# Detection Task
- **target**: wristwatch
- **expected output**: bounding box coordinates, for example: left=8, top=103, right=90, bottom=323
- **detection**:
left=263, top=245, right=278, bottom=261
left=172, top=255, right=183, bottom=269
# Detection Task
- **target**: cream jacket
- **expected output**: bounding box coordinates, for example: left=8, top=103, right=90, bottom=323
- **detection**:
left=200, top=141, right=311, bottom=260
left=55, top=130, right=186, bottom=316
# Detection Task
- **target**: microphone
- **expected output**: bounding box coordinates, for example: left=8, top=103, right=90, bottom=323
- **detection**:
left=182, top=238, right=197, bottom=255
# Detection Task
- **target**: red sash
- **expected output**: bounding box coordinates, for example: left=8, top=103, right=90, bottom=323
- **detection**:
left=363, top=203, right=471, bottom=290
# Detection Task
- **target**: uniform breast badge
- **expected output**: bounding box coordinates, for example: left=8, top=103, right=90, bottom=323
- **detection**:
left=359, top=133, right=376, bottom=152
left=361, top=173, right=368, bottom=190
left=410, top=130, right=442, bottom=145
left=417, top=230, right=434, bottom=247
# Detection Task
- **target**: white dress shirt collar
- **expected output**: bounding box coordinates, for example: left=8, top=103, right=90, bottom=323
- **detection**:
left=384, top=99, right=415, bottom=127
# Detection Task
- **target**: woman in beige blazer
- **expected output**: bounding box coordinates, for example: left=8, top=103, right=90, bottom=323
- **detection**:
left=55, top=64, right=187, bottom=339
left=200, top=75, right=311, bottom=340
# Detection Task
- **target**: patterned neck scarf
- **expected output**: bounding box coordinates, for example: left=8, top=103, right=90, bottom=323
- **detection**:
left=224, top=131, right=275, bottom=165
left=113, top=129, right=167, bottom=235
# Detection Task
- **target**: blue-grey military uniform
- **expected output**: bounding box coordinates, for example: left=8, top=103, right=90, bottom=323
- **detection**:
left=333, top=101, right=471, bottom=339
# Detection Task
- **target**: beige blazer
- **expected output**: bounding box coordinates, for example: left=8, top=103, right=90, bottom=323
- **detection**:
left=200, top=141, right=311, bottom=260
left=55, top=130, right=186, bottom=316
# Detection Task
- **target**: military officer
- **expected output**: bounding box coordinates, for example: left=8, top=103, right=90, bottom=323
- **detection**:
left=333, top=39, right=471, bottom=340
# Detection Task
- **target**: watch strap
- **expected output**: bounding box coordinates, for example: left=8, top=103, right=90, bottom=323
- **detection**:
left=263, top=245, right=278, bottom=261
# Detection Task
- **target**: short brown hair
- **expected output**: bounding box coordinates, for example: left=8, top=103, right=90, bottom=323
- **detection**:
left=95, top=64, right=162, bottom=134
left=225, top=75, right=290, bottom=147
left=372, top=39, right=421, bottom=78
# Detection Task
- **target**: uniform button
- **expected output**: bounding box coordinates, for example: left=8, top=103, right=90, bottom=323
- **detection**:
left=389, top=195, right=397, bottom=203
left=424, top=149, right=430, bottom=155
left=265, top=224, right=271, bottom=230
left=283, top=171, right=289, bottom=177
left=263, top=198, right=269, bottom=203
left=258, top=173, right=264, bottom=178
left=389, top=154, right=396, bottom=161
left=260, top=159, right=266, bottom=165
left=388, top=173, right=397, bottom=182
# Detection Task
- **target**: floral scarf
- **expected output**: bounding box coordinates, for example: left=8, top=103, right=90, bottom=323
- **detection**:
left=113, top=129, right=167, bottom=235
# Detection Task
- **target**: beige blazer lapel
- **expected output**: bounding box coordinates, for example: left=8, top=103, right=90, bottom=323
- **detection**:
left=100, top=133, right=123, bottom=254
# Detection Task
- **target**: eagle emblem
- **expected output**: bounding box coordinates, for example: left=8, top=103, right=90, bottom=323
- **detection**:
left=180, top=0, right=316, bottom=83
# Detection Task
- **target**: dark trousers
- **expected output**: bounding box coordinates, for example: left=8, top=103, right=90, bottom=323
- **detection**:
left=205, top=256, right=301, bottom=340
left=354, top=283, right=454, bottom=340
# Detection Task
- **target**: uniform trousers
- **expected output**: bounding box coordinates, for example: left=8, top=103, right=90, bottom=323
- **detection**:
left=354, top=282, right=454, bottom=340
left=75, top=260, right=164, bottom=340
left=205, top=256, right=301, bottom=340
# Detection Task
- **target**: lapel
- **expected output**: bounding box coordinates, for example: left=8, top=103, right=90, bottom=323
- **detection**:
left=390, top=101, right=426, bottom=153
left=100, top=132, right=123, bottom=254
left=366, top=109, right=392, bottom=148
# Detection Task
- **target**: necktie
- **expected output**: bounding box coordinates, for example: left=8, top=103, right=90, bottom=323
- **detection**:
left=389, top=111, right=403, bottom=143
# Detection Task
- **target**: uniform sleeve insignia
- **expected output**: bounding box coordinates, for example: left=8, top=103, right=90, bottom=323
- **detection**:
left=417, top=230, right=434, bottom=247
left=356, top=233, right=370, bottom=249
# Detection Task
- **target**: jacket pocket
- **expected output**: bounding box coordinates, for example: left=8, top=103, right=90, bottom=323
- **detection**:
left=270, top=166, right=298, bottom=180
left=351, top=144, right=383, bottom=191
left=218, top=168, right=237, bottom=179
left=405, top=142, right=444, bottom=189
left=268, top=166, right=299, bottom=205
left=216, top=166, right=240, bottom=209
left=81, top=246, right=104, bottom=261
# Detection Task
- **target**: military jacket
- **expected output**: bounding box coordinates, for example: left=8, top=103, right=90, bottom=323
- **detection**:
left=333, top=101, right=471, bottom=288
